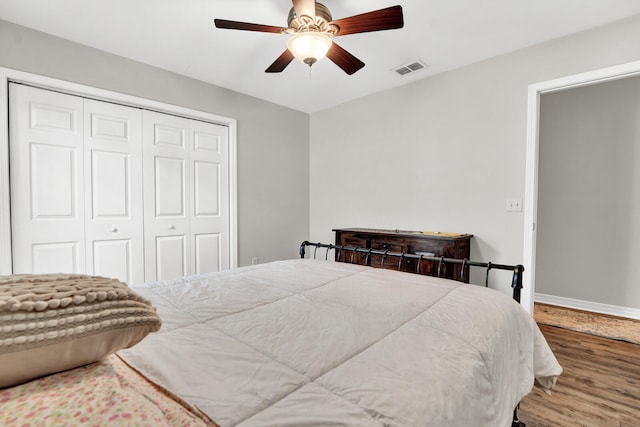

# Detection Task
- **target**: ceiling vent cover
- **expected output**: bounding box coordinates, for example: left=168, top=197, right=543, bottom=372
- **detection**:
left=394, top=60, right=428, bottom=76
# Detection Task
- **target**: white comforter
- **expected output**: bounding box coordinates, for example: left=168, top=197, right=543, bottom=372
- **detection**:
left=119, top=259, right=561, bottom=427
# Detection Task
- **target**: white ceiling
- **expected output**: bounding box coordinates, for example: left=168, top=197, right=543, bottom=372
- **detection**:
left=2, top=0, right=640, bottom=113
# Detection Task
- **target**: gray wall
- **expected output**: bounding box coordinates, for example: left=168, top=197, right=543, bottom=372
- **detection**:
left=537, top=76, right=640, bottom=308
left=309, top=14, right=640, bottom=294
left=0, top=19, right=310, bottom=267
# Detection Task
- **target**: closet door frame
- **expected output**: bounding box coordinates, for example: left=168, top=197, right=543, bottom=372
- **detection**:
left=0, top=67, right=238, bottom=275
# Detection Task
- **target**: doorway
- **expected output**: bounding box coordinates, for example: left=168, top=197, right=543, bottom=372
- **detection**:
left=523, top=60, right=640, bottom=317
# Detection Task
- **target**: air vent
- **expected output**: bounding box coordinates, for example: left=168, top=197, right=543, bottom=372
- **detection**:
left=394, top=60, right=428, bottom=77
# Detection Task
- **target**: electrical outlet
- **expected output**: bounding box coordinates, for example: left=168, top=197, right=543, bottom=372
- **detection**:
left=251, top=257, right=259, bottom=265
left=506, top=198, right=522, bottom=212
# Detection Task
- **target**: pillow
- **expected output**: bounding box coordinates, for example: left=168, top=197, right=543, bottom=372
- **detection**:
left=0, top=273, right=161, bottom=388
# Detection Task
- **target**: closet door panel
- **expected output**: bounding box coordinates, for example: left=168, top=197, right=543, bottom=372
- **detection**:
left=195, top=233, right=220, bottom=274
left=194, top=160, right=219, bottom=216
left=143, top=110, right=190, bottom=281
left=190, top=120, right=230, bottom=274
left=91, top=150, right=129, bottom=217
left=156, top=235, right=187, bottom=279
left=9, top=84, right=85, bottom=274
left=84, top=99, right=143, bottom=285
left=32, top=242, right=79, bottom=274
left=30, top=143, right=77, bottom=218
left=92, top=239, right=131, bottom=281
left=155, top=156, right=186, bottom=217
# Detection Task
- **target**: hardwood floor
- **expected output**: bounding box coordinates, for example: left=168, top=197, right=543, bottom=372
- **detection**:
left=534, top=303, right=640, bottom=344
left=518, top=324, right=640, bottom=427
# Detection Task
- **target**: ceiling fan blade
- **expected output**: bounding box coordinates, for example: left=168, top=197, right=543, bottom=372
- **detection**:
left=265, top=49, right=295, bottom=73
left=214, top=19, right=284, bottom=33
left=326, top=42, right=365, bottom=75
left=331, top=5, right=404, bottom=36
left=292, top=0, right=316, bottom=19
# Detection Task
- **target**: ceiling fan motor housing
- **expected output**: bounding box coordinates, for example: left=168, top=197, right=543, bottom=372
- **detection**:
left=287, top=3, right=338, bottom=35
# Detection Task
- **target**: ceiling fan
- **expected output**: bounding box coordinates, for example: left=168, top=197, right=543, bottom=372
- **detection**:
left=214, top=0, right=404, bottom=75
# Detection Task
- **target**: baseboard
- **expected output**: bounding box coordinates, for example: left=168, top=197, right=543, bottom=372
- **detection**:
left=535, top=293, right=640, bottom=321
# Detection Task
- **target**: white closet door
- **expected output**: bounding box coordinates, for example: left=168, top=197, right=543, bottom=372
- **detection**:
left=84, top=99, right=144, bottom=284
left=9, top=84, right=85, bottom=274
left=190, top=120, right=230, bottom=274
left=143, top=110, right=190, bottom=281
left=10, top=84, right=232, bottom=281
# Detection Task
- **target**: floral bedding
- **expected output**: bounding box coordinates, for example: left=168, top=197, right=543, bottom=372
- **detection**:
left=0, top=353, right=215, bottom=426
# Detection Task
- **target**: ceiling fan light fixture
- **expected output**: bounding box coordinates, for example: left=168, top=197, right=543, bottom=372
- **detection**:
left=215, top=3, right=404, bottom=74
left=287, top=32, right=332, bottom=66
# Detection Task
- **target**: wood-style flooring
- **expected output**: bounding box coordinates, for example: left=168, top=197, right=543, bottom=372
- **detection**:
left=518, top=324, right=640, bottom=426
left=534, top=303, right=640, bottom=344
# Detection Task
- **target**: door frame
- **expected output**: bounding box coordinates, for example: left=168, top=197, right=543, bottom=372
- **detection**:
left=522, top=59, right=640, bottom=313
left=0, top=67, right=238, bottom=275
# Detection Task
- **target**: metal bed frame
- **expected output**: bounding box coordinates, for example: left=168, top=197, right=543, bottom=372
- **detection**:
left=299, top=241, right=525, bottom=303
left=299, top=240, right=527, bottom=427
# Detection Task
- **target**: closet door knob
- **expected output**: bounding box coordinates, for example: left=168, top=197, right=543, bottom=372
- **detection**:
left=169, top=225, right=176, bottom=230
left=110, top=227, right=118, bottom=233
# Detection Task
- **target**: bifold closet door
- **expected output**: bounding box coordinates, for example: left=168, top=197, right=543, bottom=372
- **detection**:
left=10, top=84, right=231, bottom=282
left=189, top=119, right=230, bottom=275
left=143, top=111, right=190, bottom=281
left=9, top=84, right=86, bottom=274
left=143, top=111, right=230, bottom=281
left=9, top=84, right=144, bottom=283
left=83, top=99, right=144, bottom=284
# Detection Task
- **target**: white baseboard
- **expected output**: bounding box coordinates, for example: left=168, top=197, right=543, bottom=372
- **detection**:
left=535, top=293, right=640, bottom=321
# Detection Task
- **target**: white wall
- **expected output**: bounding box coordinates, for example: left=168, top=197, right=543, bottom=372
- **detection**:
left=310, top=14, right=640, bottom=294
left=537, top=76, right=640, bottom=309
left=0, top=19, right=310, bottom=267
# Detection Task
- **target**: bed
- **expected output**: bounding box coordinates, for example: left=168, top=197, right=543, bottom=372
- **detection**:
left=0, top=243, right=562, bottom=427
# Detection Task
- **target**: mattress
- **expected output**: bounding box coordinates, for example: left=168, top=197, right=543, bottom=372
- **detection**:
left=119, top=259, right=562, bottom=427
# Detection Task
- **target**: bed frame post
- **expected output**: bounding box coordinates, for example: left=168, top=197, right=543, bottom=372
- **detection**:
left=511, top=265, right=526, bottom=427
left=299, top=241, right=309, bottom=259
left=512, top=405, right=525, bottom=427
left=511, top=264, right=525, bottom=303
